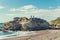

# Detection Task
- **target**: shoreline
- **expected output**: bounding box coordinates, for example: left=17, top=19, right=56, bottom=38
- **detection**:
left=1, top=32, right=38, bottom=40
left=1, top=30, right=60, bottom=40
left=0, top=31, right=37, bottom=40
left=2, top=35, right=33, bottom=40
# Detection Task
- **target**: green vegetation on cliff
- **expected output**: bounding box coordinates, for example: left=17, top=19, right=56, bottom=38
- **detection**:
left=50, top=17, right=60, bottom=28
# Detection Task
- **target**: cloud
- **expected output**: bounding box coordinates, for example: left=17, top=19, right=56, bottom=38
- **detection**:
left=0, top=5, right=4, bottom=9
left=17, top=5, right=37, bottom=11
left=9, top=5, right=37, bottom=12
left=9, top=5, right=60, bottom=21
left=10, top=8, right=16, bottom=11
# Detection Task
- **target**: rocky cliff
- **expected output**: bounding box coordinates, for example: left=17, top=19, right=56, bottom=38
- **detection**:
left=3, top=17, right=49, bottom=31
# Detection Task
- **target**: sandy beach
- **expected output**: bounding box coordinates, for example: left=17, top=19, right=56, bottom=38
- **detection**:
left=1, top=30, right=60, bottom=40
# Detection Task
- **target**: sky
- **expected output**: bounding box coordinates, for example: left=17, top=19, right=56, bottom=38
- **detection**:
left=0, top=0, right=60, bottom=23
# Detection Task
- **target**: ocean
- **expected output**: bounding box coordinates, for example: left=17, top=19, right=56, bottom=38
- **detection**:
left=0, top=23, right=3, bottom=27
left=0, top=31, right=36, bottom=39
left=0, top=23, right=36, bottom=39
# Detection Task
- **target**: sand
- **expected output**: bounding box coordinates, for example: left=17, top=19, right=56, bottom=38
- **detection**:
left=1, top=30, right=60, bottom=40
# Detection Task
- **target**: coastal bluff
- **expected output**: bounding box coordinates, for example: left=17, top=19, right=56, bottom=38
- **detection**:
left=0, top=17, right=49, bottom=31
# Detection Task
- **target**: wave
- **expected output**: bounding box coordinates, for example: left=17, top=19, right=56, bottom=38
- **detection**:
left=0, top=31, right=36, bottom=39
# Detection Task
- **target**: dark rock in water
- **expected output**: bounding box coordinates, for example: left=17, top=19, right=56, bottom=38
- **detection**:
left=5, top=22, right=21, bottom=31
left=3, top=17, right=49, bottom=31
left=0, top=27, right=3, bottom=31
left=4, top=17, right=22, bottom=31
left=9, top=21, right=21, bottom=31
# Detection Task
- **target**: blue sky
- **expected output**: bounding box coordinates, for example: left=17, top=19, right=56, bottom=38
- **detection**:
left=0, top=0, right=60, bottom=23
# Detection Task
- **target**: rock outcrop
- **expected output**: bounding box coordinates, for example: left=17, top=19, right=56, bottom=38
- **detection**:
left=3, top=17, right=49, bottom=31
left=21, top=18, right=49, bottom=31
left=50, top=17, right=60, bottom=28
left=4, top=17, right=21, bottom=31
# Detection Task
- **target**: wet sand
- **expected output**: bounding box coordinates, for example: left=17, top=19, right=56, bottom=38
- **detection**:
left=1, top=30, right=60, bottom=40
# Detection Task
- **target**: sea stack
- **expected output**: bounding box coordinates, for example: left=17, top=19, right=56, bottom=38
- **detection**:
left=3, top=17, right=49, bottom=31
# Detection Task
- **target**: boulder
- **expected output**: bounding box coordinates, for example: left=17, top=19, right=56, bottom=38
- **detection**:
left=4, top=21, right=21, bottom=31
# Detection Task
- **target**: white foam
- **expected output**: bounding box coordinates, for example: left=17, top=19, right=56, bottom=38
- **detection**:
left=0, top=31, right=36, bottom=39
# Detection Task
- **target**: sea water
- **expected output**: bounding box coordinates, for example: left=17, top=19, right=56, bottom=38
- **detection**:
left=0, top=23, right=3, bottom=27
left=0, top=23, right=36, bottom=39
left=0, top=31, right=36, bottom=39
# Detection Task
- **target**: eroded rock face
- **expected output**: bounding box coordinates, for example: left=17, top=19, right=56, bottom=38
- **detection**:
left=3, top=17, right=49, bottom=31
left=4, top=21, right=21, bottom=31
left=18, top=18, right=49, bottom=31
left=4, top=17, right=22, bottom=31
